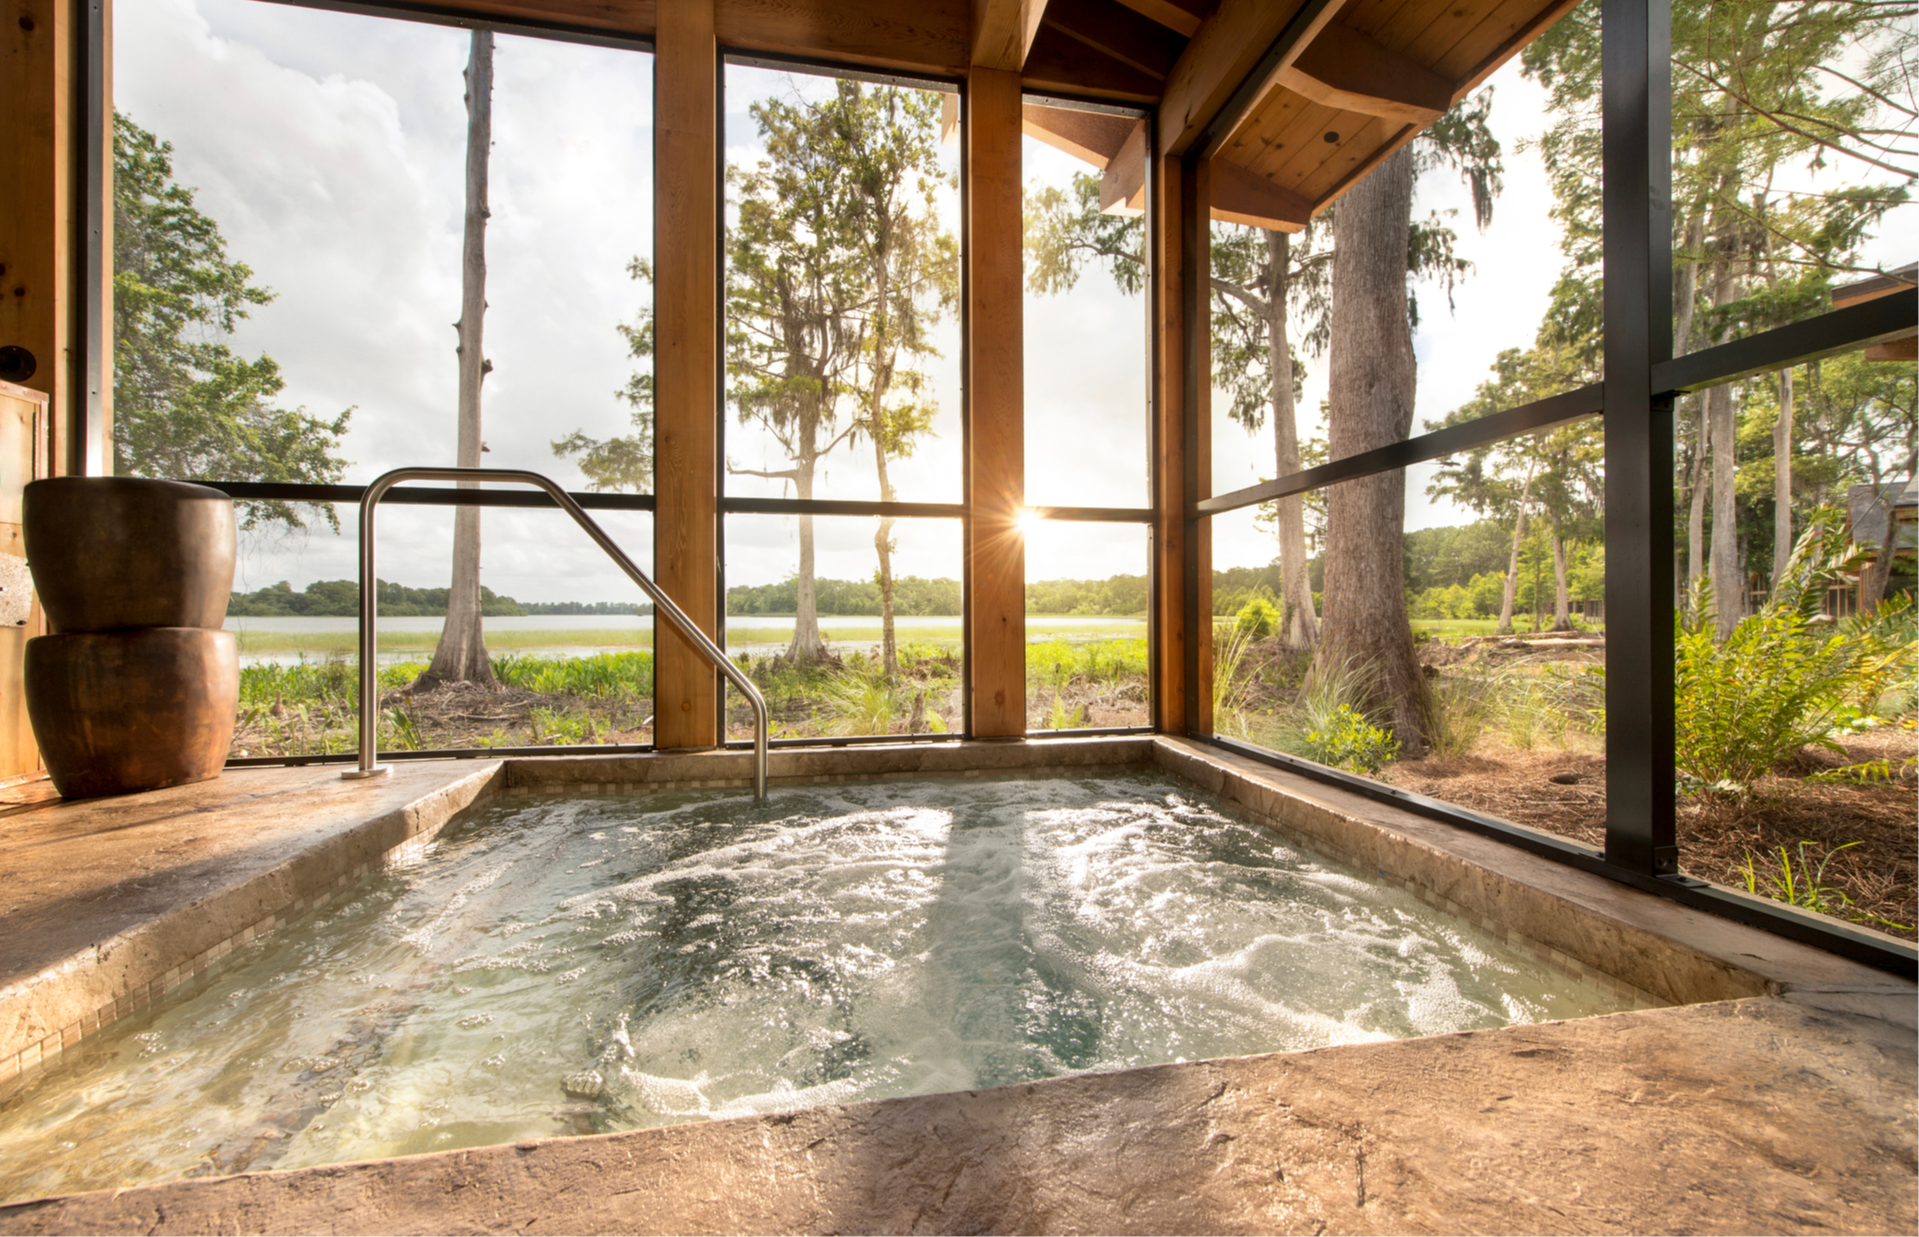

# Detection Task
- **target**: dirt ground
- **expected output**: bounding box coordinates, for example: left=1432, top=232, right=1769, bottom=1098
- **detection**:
left=1389, top=722, right=1919, bottom=939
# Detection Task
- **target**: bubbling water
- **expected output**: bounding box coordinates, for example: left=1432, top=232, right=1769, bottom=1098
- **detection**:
left=0, top=773, right=1622, bottom=1201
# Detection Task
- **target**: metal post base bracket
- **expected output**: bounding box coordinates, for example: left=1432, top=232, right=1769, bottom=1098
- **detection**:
left=340, top=765, right=392, bottom=780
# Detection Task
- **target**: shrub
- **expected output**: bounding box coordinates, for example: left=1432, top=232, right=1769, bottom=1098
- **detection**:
left=1234, top=596, right=1280, bottom=640
left=1676, top=514, right=1916, bottom=790
left=1304, top=703, right=1399, bottom=773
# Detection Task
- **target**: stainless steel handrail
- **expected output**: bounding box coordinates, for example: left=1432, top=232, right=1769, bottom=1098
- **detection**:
left=343, top=466, right=768, bottom=800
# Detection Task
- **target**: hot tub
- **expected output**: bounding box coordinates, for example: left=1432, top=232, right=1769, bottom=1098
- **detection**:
left=0, top=767, right=1625, bottom=1201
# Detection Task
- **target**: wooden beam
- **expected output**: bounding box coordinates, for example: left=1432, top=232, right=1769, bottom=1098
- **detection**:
left=1039, top=0, right=1183, bottom=82
left=1114, top=0, right=1202, bottom=38
left=1208, top=158, right=1312, bottom=231
left=1865, top=336, right=1917, bottom=362
left=652, top=0, right=720, bottom=750
left=1100, top=118, right=1148, bottom=215
left=1021, top=22, right=1161, bottom=102
left=965, top=66, right=1026, bottom=737
left=1157, top=0, right=1344, bottom=159
left=1021, top=102, right=1136, bottom=166
left=1277, top=21, right=1452, bottom=126
left=972, top=0, right=1048, bottom=70
left=721, top=0, right=969, bottom=74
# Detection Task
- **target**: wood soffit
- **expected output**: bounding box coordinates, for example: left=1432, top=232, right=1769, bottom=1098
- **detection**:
left=427, top=0, right=1578, bottom=230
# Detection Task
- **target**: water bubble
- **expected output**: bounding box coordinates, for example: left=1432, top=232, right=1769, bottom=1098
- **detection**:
left=561, top=1070, right=605, bottom=1099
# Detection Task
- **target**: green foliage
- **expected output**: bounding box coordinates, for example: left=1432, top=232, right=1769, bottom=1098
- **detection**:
left=1739, top=841, right=1912, bottom=930
left=494, top=651, right=654, bottom=699
left=1026, top=637, right=1149, bottom=686
left=112, top=112, right=350, bottom=531
left=528, top=707, right=591, bottom=746
left=1804, top=759, right=1909, bottom=786
left=1234, top=595, right=1280, bottom=640
left=1676, top=516, right=1917, bottom=789
left=229, top=578, right=529, bottom=618
left=1304, top=704, right=1400, bottom=774
left=818, top=667, right=901, bottom=736
left=552, top=256, right=655, bottom=493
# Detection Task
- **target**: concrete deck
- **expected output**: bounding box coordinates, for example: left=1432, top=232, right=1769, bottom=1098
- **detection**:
left=0, top=739, right=1911, bottom=1234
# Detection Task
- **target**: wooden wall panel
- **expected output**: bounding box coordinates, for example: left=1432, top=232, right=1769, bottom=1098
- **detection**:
left=0, top=382, right=47, bottom=781
left=965, top=66, right=1025, bottom=738
left=652, top=0, right=720, bottom=749
left=1, top=0, right=77, bottom=477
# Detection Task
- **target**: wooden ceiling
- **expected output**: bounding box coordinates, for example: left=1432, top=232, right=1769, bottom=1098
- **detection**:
left=447, top=0, right=1580, bottom=230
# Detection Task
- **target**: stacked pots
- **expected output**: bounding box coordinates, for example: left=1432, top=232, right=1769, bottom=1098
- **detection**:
left=22, top=478, right=239, bottom=799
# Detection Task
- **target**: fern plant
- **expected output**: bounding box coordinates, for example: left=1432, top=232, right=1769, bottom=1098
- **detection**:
left=1676, top=513, right=1915, bottom=790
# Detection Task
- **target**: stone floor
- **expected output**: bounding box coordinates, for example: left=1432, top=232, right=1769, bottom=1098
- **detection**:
left=2, top=993, right=1912, bottom=1235
left=0, top=742, right=1912, bottom=1235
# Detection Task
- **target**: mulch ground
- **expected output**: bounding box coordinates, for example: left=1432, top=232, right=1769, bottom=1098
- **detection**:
left=1387, top=723, right=1918, bottom=940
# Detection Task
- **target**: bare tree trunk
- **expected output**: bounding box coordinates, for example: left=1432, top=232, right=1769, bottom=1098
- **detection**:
left=1703, top=247, right=1742, bottom=638
left=1675, top=213, right=1705, bottom=589
left=874, top=451, right=899, bottom=683
left=788, top=462, right=829, bottom=663
left=422, top=29, right=497, bottom=691
left=1551, top=534, right=1572, bottom=630
left=1772, top=365, right=1794, bottom=589
left=1265, top=230, right=1318, bottom=650
left=1316, top=146, right=1429, bottom=754
left=1708, top=373, right=1740, bottom=639
left=1497, top=460, right=1536, bottom=634
left=1686, top=395, right=1709, bottom=587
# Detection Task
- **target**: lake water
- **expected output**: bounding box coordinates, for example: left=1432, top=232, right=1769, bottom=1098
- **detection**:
left=227, top=615, right=1147, bottom=667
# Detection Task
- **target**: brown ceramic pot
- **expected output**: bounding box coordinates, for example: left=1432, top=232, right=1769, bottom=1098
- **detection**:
left=24, top=628, right=239, bottom=799
left=23, top=477, right=236, bottom=633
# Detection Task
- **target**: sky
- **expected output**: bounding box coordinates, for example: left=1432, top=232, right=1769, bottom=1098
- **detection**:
left=116, top=0, right=1915, bottom=601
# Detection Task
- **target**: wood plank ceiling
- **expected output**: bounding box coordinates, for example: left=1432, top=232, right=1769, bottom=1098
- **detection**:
left=1005, top=0, right=1579, bottom=231
left=450, top=0, right=1578, bottom=230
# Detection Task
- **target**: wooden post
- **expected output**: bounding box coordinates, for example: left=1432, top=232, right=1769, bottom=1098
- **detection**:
left=1152, top=147, right=1189, bottom=733
left=965, top=66, right=1025, bottom=738
left=1174, top=154, right=1212, bottom=734
left=1, top=0, right=102, bottom=479
left=653, top=0, right=720, bottom=749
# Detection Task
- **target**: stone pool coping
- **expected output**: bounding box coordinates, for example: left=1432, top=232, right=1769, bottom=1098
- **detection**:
left=0, top=737, right=1912, bottom=1233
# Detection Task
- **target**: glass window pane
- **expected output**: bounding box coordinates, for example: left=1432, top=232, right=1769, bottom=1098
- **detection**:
left=723, top=515, right=964, bottom=742
left=1024, top=520, right=1150, bottom=732
left=1673, top=359, right=1916, bottom=939
left=229, top=506, right=655, bottom=757
left=721, top=63, right=963, bottom=506
left=1210, top=426, right=1609, bottom=849
left=1023, top=102, right=1149, bottom=508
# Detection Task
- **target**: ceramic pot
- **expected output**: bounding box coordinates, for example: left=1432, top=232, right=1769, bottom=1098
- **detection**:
left=23, top=477, right=235, bottom=632
left=24, top=628, right=239, bottom=799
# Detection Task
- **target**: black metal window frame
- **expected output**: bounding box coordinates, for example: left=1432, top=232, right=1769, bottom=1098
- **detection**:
left=1179, top=0, right=1918, bottom=976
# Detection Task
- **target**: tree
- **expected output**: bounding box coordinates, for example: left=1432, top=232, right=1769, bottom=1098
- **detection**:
left=112, top=112, right=350, bottom=530
left=725, top=82, right=950, bottom=665
left=1524, top=0, right=1915, bottom=634
left=1318, top=146, right=1432, bottom=749
left=833, top=84, right=957, bottom=683
left=420, top=30, right=498, bottom=690
left=553, top=257, right=655, bottom=494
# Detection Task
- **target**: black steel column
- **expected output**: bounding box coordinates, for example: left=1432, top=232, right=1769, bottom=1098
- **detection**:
left=1602, top=0, right=1677, bottom=875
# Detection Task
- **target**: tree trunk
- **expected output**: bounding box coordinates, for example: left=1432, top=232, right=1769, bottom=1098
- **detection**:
left=1265, top=230, right=1319, bottom=650
left=1315, top=145, right=1429, bottom=754
left=1551, top=534, right=1573, bottom=631
left=873, top=441, right=899, bottom=682
left=1772, top=365, right=1794, bottom=590
left=1686, top=394, right=1709, bottom=587
left=1497, top=460, right=1536, bottom=634
left=1706, top=256, right=1741, bottom=639
left=787, top=461, right=830, bottom=663
left=422, top=29, right=497, bottom=691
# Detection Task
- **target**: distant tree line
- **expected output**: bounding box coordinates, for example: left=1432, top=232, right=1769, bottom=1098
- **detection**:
left=228, top=579, right=652, bottom=618
left=728, top=576, right=963, bottom=618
